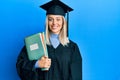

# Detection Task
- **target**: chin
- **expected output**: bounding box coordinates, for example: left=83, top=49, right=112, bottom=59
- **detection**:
left=51, top=31, right=59, bottom=34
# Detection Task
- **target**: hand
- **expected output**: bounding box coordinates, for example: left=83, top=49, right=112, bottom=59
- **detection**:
left=38, top=56, right=51, bottom=69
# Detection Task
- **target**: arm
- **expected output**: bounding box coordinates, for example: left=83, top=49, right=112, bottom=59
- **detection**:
left=70, top=43, right=82, bottom=80
left=16, top=46, right=51, bottom=80
left=16, top=46, right=38, bottom=80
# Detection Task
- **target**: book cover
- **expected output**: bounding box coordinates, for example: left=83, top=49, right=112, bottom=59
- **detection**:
left=25, top=32, right=48, bottom=61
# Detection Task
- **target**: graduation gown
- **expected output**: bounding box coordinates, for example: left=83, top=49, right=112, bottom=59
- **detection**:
left=16, top=40, right=82, bottom=80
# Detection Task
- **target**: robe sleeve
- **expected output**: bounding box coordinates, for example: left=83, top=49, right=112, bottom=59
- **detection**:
left=70, top=43, right=82, bottom=80
left=16, top=46, right=38, bottom=80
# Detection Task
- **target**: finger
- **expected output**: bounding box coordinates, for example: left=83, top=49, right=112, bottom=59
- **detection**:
left=41, top=56, right=48, bottom=60
left=44, top=58, right=49, bottom=62
left=43, top=56, right=48, bottom=58
left=45, top=60, right=51, bottom=64
left=41, top=56, right=45, bottom=60
left=48, top=59, right=51, bottom=62
left=45, top=64, right=51, bottom=68
left=44, top=63, right=49, bottom=68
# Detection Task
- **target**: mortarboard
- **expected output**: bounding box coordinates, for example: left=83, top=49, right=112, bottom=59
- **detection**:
left=40, top=0, right=73, bottom=36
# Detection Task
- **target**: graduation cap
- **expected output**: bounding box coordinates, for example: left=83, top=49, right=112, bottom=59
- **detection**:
left=40, top=0, right=73, bottom=36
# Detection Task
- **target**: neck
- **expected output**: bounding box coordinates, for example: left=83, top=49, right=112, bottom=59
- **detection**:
left=50, top=33, right=59, bottom=38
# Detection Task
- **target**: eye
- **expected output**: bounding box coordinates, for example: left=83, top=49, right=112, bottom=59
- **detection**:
left=48, top=18, right=53, bottom=21
left=56, top=18, right=61, bottom=21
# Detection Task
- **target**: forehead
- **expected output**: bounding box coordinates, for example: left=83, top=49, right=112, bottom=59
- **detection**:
left=48, top=15, right=63, bottom=18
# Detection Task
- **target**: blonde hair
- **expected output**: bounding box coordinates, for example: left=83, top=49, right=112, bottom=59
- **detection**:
left=45, top=15, right=69, bottom=46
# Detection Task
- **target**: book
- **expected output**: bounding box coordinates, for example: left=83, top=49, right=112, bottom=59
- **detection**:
left=25, top=32, right=48, bottom=70
left=25, top=32, right=48, bottom=60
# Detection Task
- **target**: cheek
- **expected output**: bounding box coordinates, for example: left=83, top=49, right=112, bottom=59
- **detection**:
left=48, top=22, right=53, bottom=30
left=60, top=21, right=63, bottom=27
left=48, top=21, right=51, bottom=25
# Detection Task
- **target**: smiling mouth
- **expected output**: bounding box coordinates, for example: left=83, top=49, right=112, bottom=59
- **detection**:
left=52, top=26, right=58, bottom=29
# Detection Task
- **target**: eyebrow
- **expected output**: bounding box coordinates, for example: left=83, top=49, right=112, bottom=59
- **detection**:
left=48, top=17, right=62, bottom=20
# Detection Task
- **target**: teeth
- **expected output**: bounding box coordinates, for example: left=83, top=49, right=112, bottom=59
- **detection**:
left=52, top=26, right=57, bottom=28
left=53, top=25, right=57, bottom=27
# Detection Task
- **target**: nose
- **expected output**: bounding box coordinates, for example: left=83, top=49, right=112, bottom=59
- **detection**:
left=53, top=19, right=57, bottom=25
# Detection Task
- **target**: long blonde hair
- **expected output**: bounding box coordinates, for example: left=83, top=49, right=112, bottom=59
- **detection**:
left=45, top=15, right=69, bottom=46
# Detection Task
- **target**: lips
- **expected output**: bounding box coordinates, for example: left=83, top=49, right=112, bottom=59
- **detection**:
left=51, top=25, right=58, bottom=29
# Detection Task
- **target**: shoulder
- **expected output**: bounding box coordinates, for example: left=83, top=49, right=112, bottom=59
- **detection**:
left=67, top=40, right=80, bottom=51
left=68, top=40, right=82, bottom=59
left=18, top=45, right=27, bottom=57
left=68, top=40, right=78, bottom=47
left=20, top=45, right=26, bottom=52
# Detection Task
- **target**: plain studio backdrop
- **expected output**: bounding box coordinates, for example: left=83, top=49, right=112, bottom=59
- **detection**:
left=0, top=0, right=120, bottom=80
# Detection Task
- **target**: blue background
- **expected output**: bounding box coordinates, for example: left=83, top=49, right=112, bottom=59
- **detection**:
left=0, top=0, right=120, bottom=80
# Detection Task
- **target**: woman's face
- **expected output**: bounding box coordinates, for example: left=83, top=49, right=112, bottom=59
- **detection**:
left=48, top=15, right=63, bottom=34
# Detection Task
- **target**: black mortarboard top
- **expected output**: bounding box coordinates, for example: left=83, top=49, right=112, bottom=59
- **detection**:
left=40, top=0, right=73, bottom=16
left=40, top=0, right=73, bottom=36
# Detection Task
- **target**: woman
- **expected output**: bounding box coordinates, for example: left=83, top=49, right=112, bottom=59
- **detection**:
left=16, top=0, right=82, bottom=80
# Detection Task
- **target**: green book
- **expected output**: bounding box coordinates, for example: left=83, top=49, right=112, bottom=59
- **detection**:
left=25, top=32, right=48, bottom=70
